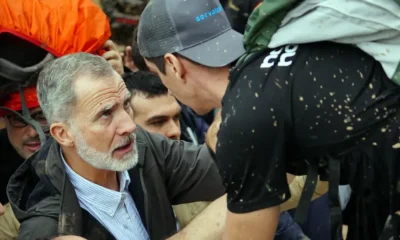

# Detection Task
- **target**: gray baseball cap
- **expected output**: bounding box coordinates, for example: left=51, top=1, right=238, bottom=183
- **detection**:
left=137, top=0, right=245, bottom=67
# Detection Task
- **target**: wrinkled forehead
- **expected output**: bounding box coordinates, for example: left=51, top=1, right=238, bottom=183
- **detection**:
left=73, top=74, right=129, bottom=108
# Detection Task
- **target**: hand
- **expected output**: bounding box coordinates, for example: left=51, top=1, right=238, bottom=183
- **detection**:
left=205, top=110, right=222, bottom=153
left=101, top=40, right=124, bottom=76
left=0, top=202, right=5, bottom=216
left=121, top=46, right=138, bottom=72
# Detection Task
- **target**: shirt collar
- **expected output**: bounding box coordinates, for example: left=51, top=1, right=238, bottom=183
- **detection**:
left=60, top=147, right=131, bottom=217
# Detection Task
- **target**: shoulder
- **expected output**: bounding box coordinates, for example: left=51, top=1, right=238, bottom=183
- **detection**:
left=18, top=216, right=58, bottom=239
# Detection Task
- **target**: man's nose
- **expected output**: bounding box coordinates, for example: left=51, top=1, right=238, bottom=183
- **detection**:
left=25, top=124, right=38, bottom=138
left=165, top=120, right=181, bottom=140
left=117, top=111, right=137, bottom=136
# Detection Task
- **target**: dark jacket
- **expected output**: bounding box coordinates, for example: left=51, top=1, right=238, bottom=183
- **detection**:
left=0, top=129, right=23, bottom=205
left=7, top=126, right=225, bottom=240
left=179, top=103, right=210, bottom=145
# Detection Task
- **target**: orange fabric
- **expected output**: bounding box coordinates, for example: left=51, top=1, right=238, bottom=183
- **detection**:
left=0, top=86, right=39, bottom=116
left=0, top=86, right=40, bottom=117
left=2, top=86, right=39, bottom=111
left=0, top=0, right=111, bottom=57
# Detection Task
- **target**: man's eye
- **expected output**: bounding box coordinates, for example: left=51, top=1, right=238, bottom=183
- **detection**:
left=14, top=116, right=24, bottom=122
left=34, top=113, right=46, bottom=121
left=151, top=121, right=164, bottom=127
left=102, top=110, right=112, bottom=117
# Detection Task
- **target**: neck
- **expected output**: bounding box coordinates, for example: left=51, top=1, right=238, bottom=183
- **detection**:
left=62, top=147, right=119, bottom=191
left=203, top=67, right=230, bottom=108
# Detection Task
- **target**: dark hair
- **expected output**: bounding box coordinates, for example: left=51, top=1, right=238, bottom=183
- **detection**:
left=131, top=28, right=150, bottom=71
left=145, top=53, right=202, bottom=75
left=123, top=71, right=168, bottom=98
left=145, top=56, right=166, bottom=74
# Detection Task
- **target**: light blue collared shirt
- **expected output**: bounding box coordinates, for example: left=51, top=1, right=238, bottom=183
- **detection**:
left=61, top=149, right=149, bottom=240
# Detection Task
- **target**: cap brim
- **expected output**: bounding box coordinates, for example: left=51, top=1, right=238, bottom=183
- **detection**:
left=178, top=29, right=245, bottom=67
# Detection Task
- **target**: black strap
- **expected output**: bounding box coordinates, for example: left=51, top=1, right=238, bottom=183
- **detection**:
left=328, top=155, right=342, bottom=240
left=294, top=159, right=318, bottom=225
left=18, top=85, right=47, bottom=146
left=379, top=134, right=400, bottom=240
left=293, top=155, right=343, bottom=240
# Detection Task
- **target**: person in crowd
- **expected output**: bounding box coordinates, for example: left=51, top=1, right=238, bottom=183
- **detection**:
left=124, top=70, right=209, bottom=145
left=225, top=0, right=352, bottom=238
left=0, top=34, right=123, bottom=240
left=127, top=29, right=213, bottom=144
left=8, top=53, right=226, bottom=240
left=137, top=0, right=400, bottom=239
left=1, top=1, right=227, bottom=239
left=124, top=71, right=183, bottom=140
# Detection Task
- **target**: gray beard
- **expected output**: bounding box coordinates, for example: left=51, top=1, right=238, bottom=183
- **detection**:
left=72, top=128, right=138, bottom=172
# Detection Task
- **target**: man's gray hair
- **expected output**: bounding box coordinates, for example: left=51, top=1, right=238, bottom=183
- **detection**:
left=37, top=53, right=116, bottom=124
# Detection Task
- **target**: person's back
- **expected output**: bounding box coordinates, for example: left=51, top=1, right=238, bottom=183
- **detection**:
left=218, top=41, right=400, bottom=239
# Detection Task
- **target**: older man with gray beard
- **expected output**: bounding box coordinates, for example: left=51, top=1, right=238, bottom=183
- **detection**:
left=7, top=53, right=225, bottom=240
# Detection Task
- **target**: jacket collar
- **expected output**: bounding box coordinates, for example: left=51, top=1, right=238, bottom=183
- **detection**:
left=45, top=127, right=151, bottom=235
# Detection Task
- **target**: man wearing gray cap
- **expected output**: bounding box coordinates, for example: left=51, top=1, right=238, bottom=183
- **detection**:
left=137, top=0, right=280, bottom=239
left=137, top=0, right=291, bottom=237
left=138, top=0, right=400, bottom=239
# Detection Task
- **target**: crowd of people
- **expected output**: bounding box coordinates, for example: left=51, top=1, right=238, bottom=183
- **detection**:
left=0, top=0, right=400, bottom=239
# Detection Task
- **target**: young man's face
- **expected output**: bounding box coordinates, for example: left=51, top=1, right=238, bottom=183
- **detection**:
left=144, top=58, right=214, bottom=115
left=5, top=107, right=46, bottom=160
left=131, top=93, right=181, bottom=140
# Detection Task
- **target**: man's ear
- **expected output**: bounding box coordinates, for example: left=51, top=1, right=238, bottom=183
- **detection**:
left=164, top=53, right=186, bottom=83
left=50, top=123, right=75, bottom=147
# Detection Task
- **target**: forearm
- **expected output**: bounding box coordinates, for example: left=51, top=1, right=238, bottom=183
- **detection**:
left=168, top=195, right=227, bottom=240
left=223, top=205, right=280, bottom=240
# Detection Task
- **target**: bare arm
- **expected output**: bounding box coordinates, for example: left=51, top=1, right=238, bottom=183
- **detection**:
left=167, top=175, right=325, bottom=240
left=168, top=195, right=227, bottom=240
left=224, top=205, right=280, bottom=240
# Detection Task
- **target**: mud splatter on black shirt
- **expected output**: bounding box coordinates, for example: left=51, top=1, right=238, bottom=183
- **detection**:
left=216, top=42, right=400, bottom=238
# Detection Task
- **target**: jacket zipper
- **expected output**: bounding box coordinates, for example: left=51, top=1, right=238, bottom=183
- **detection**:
left=139, top=168, right=150, bottom=234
